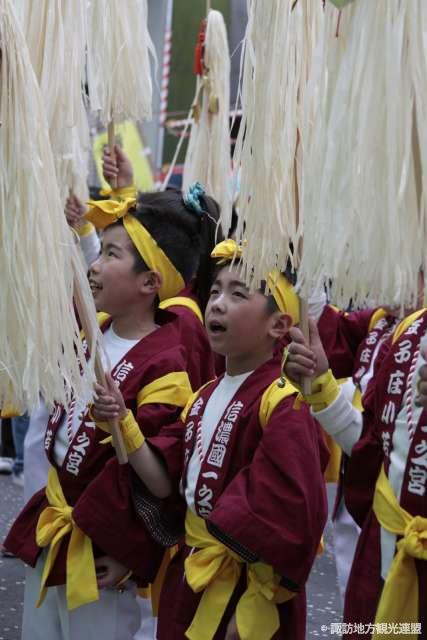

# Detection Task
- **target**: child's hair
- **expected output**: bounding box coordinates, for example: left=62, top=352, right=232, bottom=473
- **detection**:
left=212, top=261, right=279, bottom=316
left=116, top=188, right=223, bottom=310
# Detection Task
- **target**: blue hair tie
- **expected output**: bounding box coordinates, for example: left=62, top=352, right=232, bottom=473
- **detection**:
left=183, top=182, right=206, bottom=216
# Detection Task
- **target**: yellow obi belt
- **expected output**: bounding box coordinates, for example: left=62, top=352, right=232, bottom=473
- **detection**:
left=184, top=508, right=294, bottom=640
left=372, top=466, right=427, bottom=638
left=35, top=467, right=98, bottom=610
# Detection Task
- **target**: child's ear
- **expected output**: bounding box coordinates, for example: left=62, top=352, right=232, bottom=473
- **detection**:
left=268, top=312, right=292, bottom=340
left=139, top=270, right=162, bottom=295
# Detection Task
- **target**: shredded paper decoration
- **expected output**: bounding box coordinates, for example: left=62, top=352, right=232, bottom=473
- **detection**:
left=0, top=0, right=98, bottom=411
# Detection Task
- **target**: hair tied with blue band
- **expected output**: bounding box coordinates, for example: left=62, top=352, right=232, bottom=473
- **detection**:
left=183, top=182, right=206, bottom=217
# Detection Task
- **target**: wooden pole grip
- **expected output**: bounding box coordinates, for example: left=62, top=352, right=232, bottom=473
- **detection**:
left=299, top=297, right=312, bottom=396
left=73, top=279, right=128, bottom=464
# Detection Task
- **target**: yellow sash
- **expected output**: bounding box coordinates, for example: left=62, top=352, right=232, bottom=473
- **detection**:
left=36, top=467, right=98, bottom=610
left=184, top=509, right=294, bottom=640
left=373, top=466, right=427, bottom=639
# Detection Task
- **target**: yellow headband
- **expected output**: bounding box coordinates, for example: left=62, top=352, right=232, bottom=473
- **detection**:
left=211, top=239, right=300, bottom=325
left=85, top=199, right=185, bottom=301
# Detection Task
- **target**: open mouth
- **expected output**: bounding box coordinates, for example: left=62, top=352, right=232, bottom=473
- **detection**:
left=208, top=319, right=227, bottom=334
left=89, top=280, right=102, bottom=295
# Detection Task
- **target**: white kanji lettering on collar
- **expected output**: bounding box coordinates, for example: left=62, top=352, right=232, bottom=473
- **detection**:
left=387, top=370, right=405, bottom=395
left=394, top=340, right=412, bottom=364
left=381, top=400, right=396, bottom=424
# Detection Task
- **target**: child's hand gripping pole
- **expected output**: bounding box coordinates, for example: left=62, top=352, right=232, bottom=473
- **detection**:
left=284, top=318, right=329, bottom=389
left=73, top=278, right=128, bottom=464
left=93, top=356, right=128, bottom=464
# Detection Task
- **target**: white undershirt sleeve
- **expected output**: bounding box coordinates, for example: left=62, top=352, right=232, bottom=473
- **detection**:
left=311, top=387, right=363, bottom=455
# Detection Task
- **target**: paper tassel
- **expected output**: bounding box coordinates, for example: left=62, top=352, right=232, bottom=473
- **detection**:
left=183, top=10, right=231, bottom=233
left=20, top=0, right=90, bottom=206
left=231, top=0, right=321, bottom=288
left=86, top=0, right=155, bottom=126
left=0, top=0, right=99, bottom=411
left=298, top=1, right=427, bottom=309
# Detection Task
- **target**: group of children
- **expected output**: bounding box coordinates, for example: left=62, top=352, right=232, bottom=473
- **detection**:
left=3, top=147, right=427, bottom=640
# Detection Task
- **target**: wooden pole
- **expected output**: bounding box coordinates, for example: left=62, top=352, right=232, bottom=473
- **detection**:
left=73, top=278, right=128, bottom=464
left=108, top=120, right=117, bottom=190
left=294, top=130, right=311, bottom=394
left=299, top=298, right=312, bottom=395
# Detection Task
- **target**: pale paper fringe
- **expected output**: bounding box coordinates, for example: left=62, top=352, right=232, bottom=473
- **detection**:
left=298, top=1, right=427, bottom=309
left=183, top=10, right=231, bottom=233
left=231, top=0, right=321, bottom=289
left=0, top=0, right=98, bottom=411
left=21, top=0, right=90, bottom=206
left=86, top=0, right=155, bottom=125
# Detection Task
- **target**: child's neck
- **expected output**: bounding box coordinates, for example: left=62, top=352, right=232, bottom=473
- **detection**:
left=111, top=308, right=157, bottom=341
left=226, top=347, right=273, bottom=377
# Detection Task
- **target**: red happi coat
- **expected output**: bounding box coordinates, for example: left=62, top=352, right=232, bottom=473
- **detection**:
left=343, top=310, right=427, bottom=638
left=4, top=310, right=192, bottom=586
left=159, top=281, right=216, bottom=389
left=332, top=310, right=397, bottom=507
left=149, top=358, right=329, bottom=640
left=317, top=306, right=385, bottom=379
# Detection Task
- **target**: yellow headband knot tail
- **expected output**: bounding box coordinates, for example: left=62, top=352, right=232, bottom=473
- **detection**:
left=85, top=198, right=185, bottom=302
left=85, top=197, right=137, bottom=230
left=211, top=240, right=299, bottom=326
left=210, top=239, right=243, bottom=264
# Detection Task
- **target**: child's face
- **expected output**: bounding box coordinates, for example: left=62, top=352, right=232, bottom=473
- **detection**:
left=89, top=226, right=148, bottom=315
left=205, top=265, right=288, bottom=358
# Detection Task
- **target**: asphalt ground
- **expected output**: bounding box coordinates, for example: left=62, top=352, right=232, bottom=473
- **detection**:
left=0, top=475, right=342, bottom=640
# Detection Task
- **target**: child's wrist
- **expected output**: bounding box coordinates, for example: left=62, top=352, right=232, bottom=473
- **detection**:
left=303, top=369, right=339, bottom=412
left=100, top=185, right=137, bottom=201
left=76, top=221, right=95, bottom=237
left=120, top=410, right=145, bottom=454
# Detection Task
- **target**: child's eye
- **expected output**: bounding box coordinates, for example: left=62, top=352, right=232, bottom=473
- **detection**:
left=209, top=288, right=220, bottom=296
left=107, top=250, right=117, bottom=257
left=233, top=290, right=247, bottom=299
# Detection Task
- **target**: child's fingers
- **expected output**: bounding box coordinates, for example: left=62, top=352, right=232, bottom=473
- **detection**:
left=94, top=382, right=107, bottom=395
left=93, top=406, right=120, bottom=420
left=103, top=161, right=119, bottom=175
left=114, top=144, right=128, bottom=162
left=288, top=341, right=316, bottom=361
left=94, top=394, right=119, bottom=408
left=288, top=352, right=316, bottom=371
left=288, top=326, right=306, bottom=345
left=286, top=360, right=316, bottom=379
left=418, top=363, right=427, bottom=383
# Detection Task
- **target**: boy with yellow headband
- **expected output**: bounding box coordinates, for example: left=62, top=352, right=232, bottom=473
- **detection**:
left=93, top=239, right=329, bottom=640
left=4, top=190, right=218, bottom=640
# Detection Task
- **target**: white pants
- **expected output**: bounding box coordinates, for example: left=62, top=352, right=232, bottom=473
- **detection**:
left=22, top=553, right=141, bottom=640
left=332, top=498, right=361, bottom=605
left=23, top=403, right=50, bottom=503
left=133, top=597, right=157, bottom=640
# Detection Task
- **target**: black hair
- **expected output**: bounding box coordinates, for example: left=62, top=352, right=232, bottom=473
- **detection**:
left=110, top=188, right=223, bottom=311
left=212, top=263, right=280, bottom=316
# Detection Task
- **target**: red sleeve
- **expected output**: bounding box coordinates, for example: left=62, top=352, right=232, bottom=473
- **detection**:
left=344, top=369, right=384, bottom=528
left=207, top=398, right=328, bottom=591
left=317, top=306, right=374, bottom=378
left=147, top=420, right=185, bottom=486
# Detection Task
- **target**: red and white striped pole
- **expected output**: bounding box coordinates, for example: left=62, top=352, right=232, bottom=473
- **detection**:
left=155, top=0, right=173, bottom=182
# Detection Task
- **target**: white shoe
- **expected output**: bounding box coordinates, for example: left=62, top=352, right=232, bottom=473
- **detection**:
left=0, top=457, right=13, bottom=474
left=12, top=471, right=24, bottom=487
